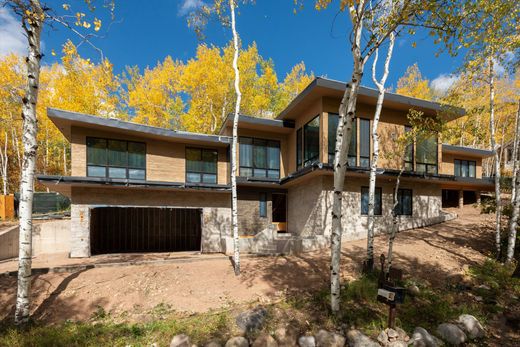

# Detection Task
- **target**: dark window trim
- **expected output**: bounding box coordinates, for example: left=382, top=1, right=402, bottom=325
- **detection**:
left=416, top=135, right=438, bottom=175
left=361, top=186, right=382, bottom=216
left=86, top=136, right=147, bottom=180
left=358, top=117, right=371, bottom=167
left=239, top=136, right=281, bottom=179
left=296, top=128, right=303, bottom=169
left=404, top=125, right=414, bottom=171
left=259, top=192, right=267, bottom=218
left=454, top=159, right=476, bottom=178
left=303, top=115, right=320, bottom=167
left=185, top=147, right=219, bottom=184
left=394, top=188, right=413, bottom=216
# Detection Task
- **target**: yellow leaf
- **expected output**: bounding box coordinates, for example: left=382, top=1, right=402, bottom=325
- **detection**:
left=93, top=18, right=102, bottom=31
left=62, top=4, right=70, bottom=11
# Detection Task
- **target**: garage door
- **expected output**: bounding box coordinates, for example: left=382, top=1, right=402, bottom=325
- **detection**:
left=90, top=207, right=202, bottom=255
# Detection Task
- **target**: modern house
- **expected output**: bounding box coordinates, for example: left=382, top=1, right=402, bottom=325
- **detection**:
left=38, top=78, right=494, bottom=257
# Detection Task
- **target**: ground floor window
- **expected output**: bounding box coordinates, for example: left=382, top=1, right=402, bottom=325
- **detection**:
left=259, top=193, right=267, bottom=217
left=361, top=187, right=382, bottom=215
left=186, top=148, right=218, bottom=184
left=395, top=189, right=413, bottom=216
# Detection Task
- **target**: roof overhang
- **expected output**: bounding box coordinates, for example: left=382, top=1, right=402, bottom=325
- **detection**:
left=276, top=78, right=465, bottom=121
left=442, top=144, right=494, bottom=158
left=218, top=114, right=294, bottom=135
left=48, top=108, right=231, bottom=146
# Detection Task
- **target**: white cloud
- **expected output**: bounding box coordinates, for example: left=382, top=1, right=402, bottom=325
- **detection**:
left=431, top=73, right=459, bottom=94
left=178, top=0, right=206, bottom=16
left=0, top=8, right=26, bottom=57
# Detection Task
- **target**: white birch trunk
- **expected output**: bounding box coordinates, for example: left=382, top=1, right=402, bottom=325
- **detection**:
left=488, top=58, right=502, bottom=257
left=331, top=1, right=366, bottom=313
left=506, top=99, right=520, bottom=263
left=229, top=0, right=241, bottom=276
left=386, top=167, right=404, bottom=274
left=367, top=32, right=395, bottom=269
left=15, top=0, right=43, bottom=324
left=0, top=132, right=8, bottom=195
left=12, top=127, right=23, bottom=174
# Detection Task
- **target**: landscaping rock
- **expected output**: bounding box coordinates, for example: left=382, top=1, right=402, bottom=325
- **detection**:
left=411, top=327, right=441, bottom=347
left=408, top=285, right=420, bottom=296
left=274, top=325, right=299, bottom=347
left=387, top=342, right=408, bottom=347
left=346, top=329, right=379, bottom=347
left=225, top=336, right=249, bottom=347
left=457, top=314, right=484, bottom=339
left=298, top=335, right=316, bottom=347
left=436, top=323, right=466, bottom=345
left=170, top=334, right=191, bottom=347
left=395, top=327, right=409, bottom=342
left=236, top=306, right=267, bottom=333
left=315, top=329, right=345, bottom=347
left=377, top=328, right=409, bottom=346
left=204, top=341, right=222, bottom=347
left=252, top=333, right=278, bottom=347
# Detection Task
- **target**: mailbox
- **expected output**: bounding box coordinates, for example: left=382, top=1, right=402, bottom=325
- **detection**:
left=377, top=285, right=406, bottom=305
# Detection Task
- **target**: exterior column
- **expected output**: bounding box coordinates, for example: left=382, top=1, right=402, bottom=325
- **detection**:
left=476, top=191, right=481, bottom=206
left=70, top=204, right=91, bottom=257
left=458, top=190, right=464, bottom=209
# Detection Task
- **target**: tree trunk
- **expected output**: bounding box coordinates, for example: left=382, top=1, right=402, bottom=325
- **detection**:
left=229, top=0, right=241, bottom=276
left=386, top=167, right=404, bottom=274
left=489, top=58, right=502, bottom=258
left=15, top=0, right=43, bottom=325
left=0, top=133, right=8, bottom=195
left=367, top=32, right=395, bottom=269
left=331, top=2, right=366, bottom=313
left=506, top=100, right=520, bottom=264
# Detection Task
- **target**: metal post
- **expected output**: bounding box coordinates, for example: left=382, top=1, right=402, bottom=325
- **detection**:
left=388, top=304, right=396, bottom=329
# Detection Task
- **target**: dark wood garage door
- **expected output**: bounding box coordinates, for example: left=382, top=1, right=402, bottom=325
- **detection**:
left=90, top=207, right=202, bottom=255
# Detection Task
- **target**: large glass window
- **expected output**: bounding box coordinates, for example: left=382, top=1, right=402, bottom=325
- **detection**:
left=259, top=193, right=267, bottom=217
left=361, top=186, right=382, bottom=215
left=404, top=126, right=413, bottom=171
left=304, top=115, right=320, bottom=166
left=186, top=148, right=218, bottom=184
left=454, top=159, right=476, bottom=178
left=394, top=189, right=412, bottom=216
left=296, top=128, right=303, bottom=169
left=87, top=137, right=146, bottom=179
left=328, top=114, right=357, bottom=166
left=240, top=137, right=280, bottom=178
left=359, top=118, right=370, bottom=168
left=416, top=135, right=438, bottom=174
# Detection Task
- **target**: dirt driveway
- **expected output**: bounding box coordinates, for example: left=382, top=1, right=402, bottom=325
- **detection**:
left=0, top=206, right=494, bottom=323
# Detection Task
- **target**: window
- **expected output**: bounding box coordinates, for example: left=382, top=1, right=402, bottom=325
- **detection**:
left=259, top=193, right=267, bottom=217
left=304, top=115, right=320, bottom=166
left=239, top=137, right=280, bottom=178
left=361, top=187, right=382, bottom=215
left=454, top=159, right=476, bottom=178
left=328, top=114, right=357, bottom=166
left=359, top=118, right=370, bottom=168
left=404, top=126, right=413, bottom=171
left=87, top=137, right=146, bottom=179
left=416, top=135, right=438, bottom=174
left=296, top=128, right=303, bottom=168
left=394, top=189, right=412, bottom=216
left=186, top=148, right=218, bottom=184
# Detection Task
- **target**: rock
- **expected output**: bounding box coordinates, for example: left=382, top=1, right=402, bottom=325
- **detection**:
left=436, top=323, right=466, bottom=345
left=457, top=314, right=484, bottom=339
left=225, top=337, right=249, bottom=347
left=346, top=329, right=379, bottom=347
left=252, top=334, right=278, bottom=347
left=236, top=306, right=267, bottom=333
left=411, top=327, right=442, bottom=347
left=170, top=334, right=191, bottom=347
left=298, top=335, right=316, bottom=347
left=274, top=325, right=299, bottom=347
left=395, top=327, right=409, bottom=342
left=378, top=328, right=409, bottom=346
left=387, top=342, right=408, bottom=347
left=386, top=328, right=399, bottom=341
left=315, top=329, right=345, bottom=347
left=377, top=330, right=389, bottom=345
left=408, top=285, right=420, bottom=296
left=204, top=341, right=222, bottom=347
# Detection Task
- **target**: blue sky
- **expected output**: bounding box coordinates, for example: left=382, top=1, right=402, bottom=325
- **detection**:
left=0, top=0, right=464, bottom=92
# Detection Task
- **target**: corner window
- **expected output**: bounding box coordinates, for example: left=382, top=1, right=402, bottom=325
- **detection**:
left=259, top=193, right=267, bottom=217
left=239, top=137, right=280, bottom=178
left=186, top=148, right=218, bottom=184
left=359, top=118, right=370, bottom=168
left=361, top=186, right=382, bottom=215
left=87, top=137, right=146, bottom=180
left=303, top=115, right=320, bottom=166
left=416, top=135, right=438, bottom=174
left=454, top=159, right=476, bottom=178
left=394, top=189, right=412, bottom=216
left=328, top=114, right=357, bottom=166
left=296, top=128, right=303, bottom=169
left=404, top=126, right=413, bottom=171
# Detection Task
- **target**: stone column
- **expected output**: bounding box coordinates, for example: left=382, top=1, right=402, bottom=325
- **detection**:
left=476, top=191, right=481, bottom=206
left=458, top=190, right=464, bottom=209
left=70, top=204, right=91, bottom=258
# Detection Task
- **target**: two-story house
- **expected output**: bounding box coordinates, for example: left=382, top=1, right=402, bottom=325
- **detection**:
left=38, top=77, right=494, bottom=257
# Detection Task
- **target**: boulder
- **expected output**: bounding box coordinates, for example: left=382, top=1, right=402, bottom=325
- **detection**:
left=252, top=334, right=278, bottom=347
left=315, top=329, right=345, bottom=347
left=236, top=306, right=268, bottom=334
left=346, top=329, right=379, bottom=347
left=395, top=327, right=409, bottom=342
left=410, top=327, right=441, bottom=347
left=457, top=314, right=484, bottom=339
left=204, top=341, right=222, bottom=347
left=387, top=342, right=408, bottom=347
left=298, top=335, right=316, bottom=347
left=170, top=334, right=191, bottom=347
left=274, top=325, right=299, bottom=347
left=377, top=328, right=410, bottom=346
left=408, top=285, right=420, bottom=296
left=436, top=323, right=466, bottom=345
left=225, top=337, right=249, bottom=347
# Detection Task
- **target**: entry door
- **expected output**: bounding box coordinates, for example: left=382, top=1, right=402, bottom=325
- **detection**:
left=272, top=193, right=287, bottom=232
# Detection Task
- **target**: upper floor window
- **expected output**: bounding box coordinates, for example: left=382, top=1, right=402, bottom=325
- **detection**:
left=394, top=189, right=412, bottom=216
left=328, top=114, right=357, bottom=166
left=87, top=137, right=146, bottom=180
left=359, top=118, right=370, bottom=168
left=296, top=115, right=320, bottom=168
left=240, top=137, right=280, bottom=178
left=454, top=159, right=476, bottom=178
left=404, top=126, right=414, bottom=171
left=361, top=186, right=382, bottom=215
left=186, top=148, right=218, bottom=184
left=416, top=135, right=438, bottom=174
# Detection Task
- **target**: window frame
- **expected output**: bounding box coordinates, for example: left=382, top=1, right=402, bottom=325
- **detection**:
left=454, top=159, right=476, bottom=178
left=358, top=118, right=370, bottom=168
left=404, top=125, right=414, bottom=171
left=327, top=114, right=357, bottom=166
left=259, top=192, right=267, bottom=218
left=296, top=128, right=303, bottom=169
left=361, top=186, right=382, bottom=216
left=394, top=188, right=413, bottom=216
left=86, top=137, right=146, bottom=180
left=416, top=135, right=438, bottom=175
left=239, top=136, right=280, bottom=179
left=185, top=147, right=219, bottom=184
left=303, top=115, right=320, bottom=167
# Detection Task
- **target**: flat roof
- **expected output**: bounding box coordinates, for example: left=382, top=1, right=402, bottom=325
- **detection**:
left=276, top=77, right=465, bottom=121
left=48, top=108, right=231, bottom=145
left=442, top=144, right=494, bottom=158
left=218, top=113, right=294, bottom=135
